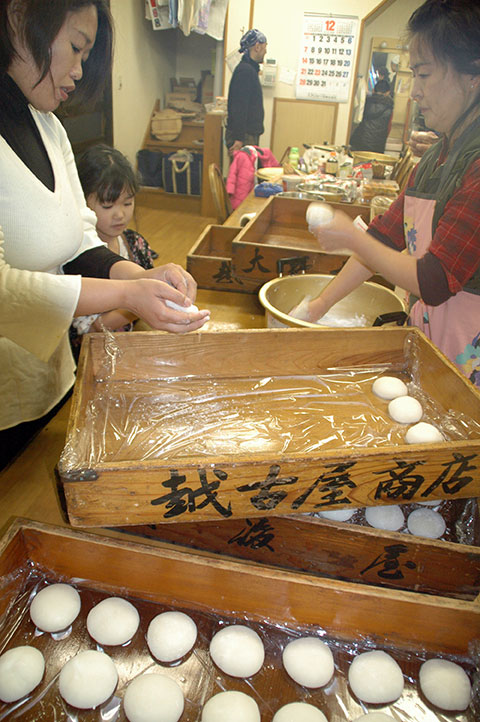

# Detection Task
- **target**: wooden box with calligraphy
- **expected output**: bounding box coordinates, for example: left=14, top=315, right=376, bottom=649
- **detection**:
left=57, top=326, right=480, bottom=529
left=1, top=518, right=479, bottom=721
left=119, top=499, right=480, bottom=601
left=186, top=224, right=259, bottom=293
left=228, top=196, right=375, bottom=291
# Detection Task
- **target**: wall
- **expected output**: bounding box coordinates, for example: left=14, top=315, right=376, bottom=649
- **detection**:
left=111, top=0, right=222, bottom=165
left=110, top=0, right=422, bottom=166
left=357, top=0, right=423, bottom=84
left=224, top=0, right=426, bottom=150
left=111, top=0, right=176, bottom=165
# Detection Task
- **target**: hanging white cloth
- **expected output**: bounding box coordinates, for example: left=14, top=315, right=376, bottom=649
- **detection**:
left=352, top=75, right=367, bottom=125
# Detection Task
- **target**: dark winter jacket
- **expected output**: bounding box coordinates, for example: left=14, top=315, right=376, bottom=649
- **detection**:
left=226, top=54, right=264, bottom=145
left=349, top=93, right=394, bottom=153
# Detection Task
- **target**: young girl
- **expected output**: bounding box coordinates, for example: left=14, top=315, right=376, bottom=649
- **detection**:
left=70, top=144, right=156, bottom=360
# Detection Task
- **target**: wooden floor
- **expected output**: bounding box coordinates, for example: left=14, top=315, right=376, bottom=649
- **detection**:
left=132, top=198, right=215, bottom=266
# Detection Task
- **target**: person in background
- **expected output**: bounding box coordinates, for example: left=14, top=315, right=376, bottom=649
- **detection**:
left=0, top=0, right=209, bottom=469
left=295, top=0, right=480, bottom=387
left=69, top=144, right=155, bottom=361
left=349, top=79, right=394, bottom=154
left=225, top=28, right=267, bottom=156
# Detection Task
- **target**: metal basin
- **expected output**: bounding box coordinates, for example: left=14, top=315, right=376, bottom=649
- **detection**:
left=259, top=274, right=406, bottom=328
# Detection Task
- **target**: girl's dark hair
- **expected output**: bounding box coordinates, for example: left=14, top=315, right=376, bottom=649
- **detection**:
left=0, top=0, right=113, bottom=103
left=407, top=0, right=480, bottom=77
left=76, top=144, right=139, bottom=203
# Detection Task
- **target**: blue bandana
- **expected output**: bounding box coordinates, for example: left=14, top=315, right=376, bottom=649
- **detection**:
left=240, top=29, right=267, bottom=54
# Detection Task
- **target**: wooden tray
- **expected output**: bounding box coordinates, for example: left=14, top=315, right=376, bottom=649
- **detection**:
left=117, top=499, right=480, bottom=601
left=0, top=519, right=479, bottom=721
left=229, top=196, right=387, bottom=290
left=57, top=327, right=480, bottom=528
left=186, top=224, right=259, bottom=293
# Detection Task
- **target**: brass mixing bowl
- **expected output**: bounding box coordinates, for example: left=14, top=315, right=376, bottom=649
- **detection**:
left=259, top=274, right=406, bottom=328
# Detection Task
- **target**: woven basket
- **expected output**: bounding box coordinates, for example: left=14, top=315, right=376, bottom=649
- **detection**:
left=151, top=109, right=182, bottom=142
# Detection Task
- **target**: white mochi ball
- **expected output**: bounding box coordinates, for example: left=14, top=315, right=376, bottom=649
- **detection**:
left=87, top=597, right=140, bottom=646
left=405, top=422, right=445, bottom=444
left=30, top=583, right=81, bottom=633
left=365, top=505, right=404, bottom=531
left=317, top=508, right=356, bottom=521
left=165, top=299, right=199, bottom=314
left=59, top=650, right=118, bottom=709
left=419, top=658, right=471, bottom=711
left=388, top=396, right=423, bottom=424
left=407, top=508, right=446, bottom=539
left=282, top=637, right=334, bottom=688
left=147, top=611, right=197, bottom=662
left=201, top=690, right=260, bottom=722
left=306, top=202, right=334, bottom=228
left=348, top=650, right=404, bottom=704
left=123, top=673, right=184, bottom=722
left=273, top=701, right=328, bottom=722
left=354, top=714, right=394, bottom=721
left=372, top=376, right=408, bottom=400
left=0, top=646, right=45, bottom=703
left=209, top=625, right=264, bottom=678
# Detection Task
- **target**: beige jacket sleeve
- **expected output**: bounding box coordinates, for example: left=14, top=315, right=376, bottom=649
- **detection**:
left=0, top=226, right=81, bottom=363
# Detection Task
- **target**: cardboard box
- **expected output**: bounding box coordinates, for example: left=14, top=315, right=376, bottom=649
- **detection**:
left=57, top=327, right=480, bottom=528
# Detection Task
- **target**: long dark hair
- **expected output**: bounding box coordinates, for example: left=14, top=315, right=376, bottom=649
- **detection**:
left=0, top=0, right=113, bottom=103
left=408, top=0, right=480, bottom=77
left=76, top=144, right=139, bottom=204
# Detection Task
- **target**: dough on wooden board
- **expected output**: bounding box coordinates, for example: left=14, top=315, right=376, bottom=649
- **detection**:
left=147, top=611, right=197, bottom=662
left=282, top=637, right=334, bottom=688
left=419, top=658, right=471, bottom=711
left=348, top=650, right=404, bottom=703
left=201, top=690, right=260, bottom=722
left=209, top=625, right=264, bottom=678
left=87, top=597, right=140, bottom=646
left=29, top=583, right=81, bottom=633
left=0, top=646, right=45, bottom=703
left=59, top=650, right=118, bottom=709
left=123, top=672, right=184, bottom=722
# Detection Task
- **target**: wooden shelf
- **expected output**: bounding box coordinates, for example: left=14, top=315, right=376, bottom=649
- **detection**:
left=140, top=100, right=224, bottom=217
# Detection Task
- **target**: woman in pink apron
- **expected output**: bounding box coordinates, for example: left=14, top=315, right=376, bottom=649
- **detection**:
left=301, top=0, right=480, bottom=387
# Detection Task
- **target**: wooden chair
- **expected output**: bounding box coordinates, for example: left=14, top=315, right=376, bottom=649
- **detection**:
left=208, top=163, right=232, bottom=223
left=391, top=147, right=416, bottom=192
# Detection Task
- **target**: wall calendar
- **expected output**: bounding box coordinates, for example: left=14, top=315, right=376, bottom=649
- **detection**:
left=296, top=13, right=359, bottom=103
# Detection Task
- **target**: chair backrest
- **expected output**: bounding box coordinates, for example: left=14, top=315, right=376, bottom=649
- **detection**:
left=392, top=148, right=416, bottom=192
left=208, top=163, right=232, bottom=223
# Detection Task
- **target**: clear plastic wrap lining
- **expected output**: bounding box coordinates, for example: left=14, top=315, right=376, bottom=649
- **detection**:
left=60, top=332, right=480, bottom=469
left=0, top=569, right=478, bottom=721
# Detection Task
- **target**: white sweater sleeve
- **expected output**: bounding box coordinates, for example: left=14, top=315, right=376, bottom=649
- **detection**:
left=0, top=226, right=81, bottom=362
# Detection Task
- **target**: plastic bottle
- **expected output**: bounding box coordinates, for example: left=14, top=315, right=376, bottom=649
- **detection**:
left=326, top=152, right=338, bottom=176
left=289, top=147, right=300, bottom=170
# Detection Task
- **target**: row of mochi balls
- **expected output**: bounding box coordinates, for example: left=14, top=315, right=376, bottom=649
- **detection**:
left=0, top=582, right=472, bottom=722
left=372, top=375, right=445, bottom=443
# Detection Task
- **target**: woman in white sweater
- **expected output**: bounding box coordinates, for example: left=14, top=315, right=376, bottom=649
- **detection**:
left=0, top=0, right=209, bottom=466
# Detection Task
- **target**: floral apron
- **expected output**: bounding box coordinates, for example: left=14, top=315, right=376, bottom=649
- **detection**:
left=403, top=192, right=480, bottom=387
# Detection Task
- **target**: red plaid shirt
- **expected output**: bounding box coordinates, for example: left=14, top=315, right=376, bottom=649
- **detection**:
left=368, top=158, right=480, bottom=302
